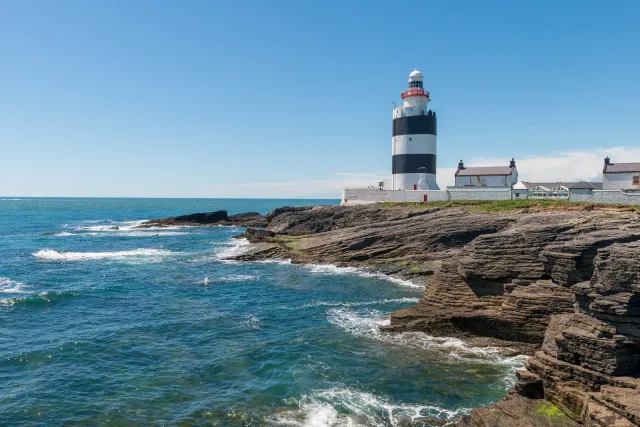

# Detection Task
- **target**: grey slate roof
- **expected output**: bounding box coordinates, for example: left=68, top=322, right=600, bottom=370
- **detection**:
left=603, top=162, right=640, bottom=173
left=456, top=166, right=513, bottom=176
left=521, top=181, right=603, bottom=190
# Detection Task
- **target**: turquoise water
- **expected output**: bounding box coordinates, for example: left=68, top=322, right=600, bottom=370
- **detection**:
left=0, top=198, right=524, bottom=426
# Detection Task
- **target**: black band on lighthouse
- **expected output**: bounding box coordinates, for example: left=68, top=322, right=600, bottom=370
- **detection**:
left=392, top=154, right=436, bottom=174
left=392, top=114, right=437, bottom=137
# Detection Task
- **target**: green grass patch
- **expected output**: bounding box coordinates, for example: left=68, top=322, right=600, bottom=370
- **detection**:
left=537, top=401, right=566, bottom=418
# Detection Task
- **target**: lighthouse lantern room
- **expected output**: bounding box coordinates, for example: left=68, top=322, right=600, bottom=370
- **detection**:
left=392, top=69, right=439, bottom=191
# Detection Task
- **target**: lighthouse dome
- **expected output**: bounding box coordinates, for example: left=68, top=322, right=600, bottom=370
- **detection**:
left=408, top=69, right=423, bottom=81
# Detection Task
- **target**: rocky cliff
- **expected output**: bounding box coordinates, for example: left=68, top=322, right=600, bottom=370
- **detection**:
left=232, top=203, right=640, bottom=426
left=146, top=202, right=640, bottom=425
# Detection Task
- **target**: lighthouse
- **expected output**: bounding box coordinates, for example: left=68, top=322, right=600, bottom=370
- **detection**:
left=392, top=70, right=439, bottom=190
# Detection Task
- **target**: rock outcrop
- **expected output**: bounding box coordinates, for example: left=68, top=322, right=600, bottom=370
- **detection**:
left=516, top=242, right=640, bottom=426
left=141, top=203, right=640, bottom=425
left=138, top=210, right=269, bottom=228
left=230, top=203, right=640, bottom=426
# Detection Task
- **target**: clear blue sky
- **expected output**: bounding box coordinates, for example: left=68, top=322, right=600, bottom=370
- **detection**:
left=1, top=0, right=639, bottom=197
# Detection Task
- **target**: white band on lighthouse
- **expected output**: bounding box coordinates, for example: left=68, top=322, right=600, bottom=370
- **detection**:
left=391, top=69, right=439, bottom=191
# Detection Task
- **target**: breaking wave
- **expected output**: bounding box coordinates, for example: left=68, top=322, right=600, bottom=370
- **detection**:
left=215, top=238, right=251, bottom=260
left=33, top=248, right=174, bottom=261
left=326, top=307, right=527, bottom=372
left=1, top=290, right=82, bottom=307
left=305, top=264, right=424, bottom=290
left=0, top=277, right=28, bottom=294
left=61, top=220, right=189, bottom=237
left=280, top=298, right=419, bottom=310
left=269, top=387, right=470, bottom=426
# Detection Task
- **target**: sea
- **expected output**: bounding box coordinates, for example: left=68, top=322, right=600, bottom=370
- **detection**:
left=0, top=198, right=526, bottom=426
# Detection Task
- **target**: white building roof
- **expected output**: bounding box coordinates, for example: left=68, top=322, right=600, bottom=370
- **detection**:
left=603, top=162, right=640, bottom=173
left=456, top=166, right=513, bottom=177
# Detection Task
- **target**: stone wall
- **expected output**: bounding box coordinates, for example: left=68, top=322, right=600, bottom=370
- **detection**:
left=343, top=187, right=640, bottom=205
left=570, top=190, right=640, bottom=205
left=448, top=187, right=512, bottom=201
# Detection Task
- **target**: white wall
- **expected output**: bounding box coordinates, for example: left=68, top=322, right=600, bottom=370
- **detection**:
left=392, top=134, right=436, bottom=155
left=454, top=174, right=510, bottom=187
left=603, top=172, right=640, bottom=191
left=448, top=187, right=512, bottom=201
left=343, top=187, right=640, bottom=206
left=342, top=188, right=448, bottom=205
left=569, top=190, right=640, bottom=205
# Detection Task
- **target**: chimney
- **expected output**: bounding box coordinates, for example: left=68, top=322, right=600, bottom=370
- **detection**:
left=510, top=157, right=516, bottom=168
left=458, top=159, right=465, bottom=169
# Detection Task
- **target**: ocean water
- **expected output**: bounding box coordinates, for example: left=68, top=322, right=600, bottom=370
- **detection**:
left=0, top=198, right=525, bottom=426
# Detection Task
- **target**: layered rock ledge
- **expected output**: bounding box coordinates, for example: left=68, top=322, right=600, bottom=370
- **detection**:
left=146, top=202, right=640, bottom=426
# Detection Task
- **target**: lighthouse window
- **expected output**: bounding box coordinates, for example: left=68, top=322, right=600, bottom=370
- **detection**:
left=408, top=81, right=423, bottom=88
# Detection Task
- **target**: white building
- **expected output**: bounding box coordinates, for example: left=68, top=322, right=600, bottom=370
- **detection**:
left=454, top=158, right=518, bottom=187
left=392, top=70, right=439, bottom=191
left=512, top=181, right=603, bottom=200
left=603, top=157, right=640, bottom=192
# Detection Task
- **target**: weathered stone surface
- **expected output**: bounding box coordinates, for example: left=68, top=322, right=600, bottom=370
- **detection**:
left=154, top=203, right=640, bottom=425
left=459, top=391, right=579, bottom=427
left=515, top=369, right=545, bottom=399
left=244, top=227, right=275, bottom=243
left=516, top=241, right=640, bottom=425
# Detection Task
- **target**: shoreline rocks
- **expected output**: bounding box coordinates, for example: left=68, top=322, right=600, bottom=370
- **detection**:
left=139, top=203, right=640, bottom=426
left=137, top=210, right=269, bottom=228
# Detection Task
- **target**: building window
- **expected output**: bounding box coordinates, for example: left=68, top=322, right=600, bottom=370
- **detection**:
left=633, top=176, right=639, bottom=185
left=515, top=192, right=520, bottom=198
left=408, top=81, right=423, bottom=88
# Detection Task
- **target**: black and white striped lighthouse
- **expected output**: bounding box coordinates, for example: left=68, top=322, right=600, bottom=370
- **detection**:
left=392, top=70, right=439, bottom=190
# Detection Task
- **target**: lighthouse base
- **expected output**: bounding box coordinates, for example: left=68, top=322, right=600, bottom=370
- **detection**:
left=392, top=173, right=440, bottom=191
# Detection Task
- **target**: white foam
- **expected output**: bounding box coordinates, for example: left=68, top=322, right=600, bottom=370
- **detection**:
left=221, top=274, right=259, bottom=282
left=254, top=259, right=293, bottom=265
left=304, top=264, right=424, bottom=290
left=270, top=387, right=470, bottom=426
left=326, top=307, right=528, bottom=369
left=54, top=232, right=75, bottom=237
left=0, top=278, right=28, bottom=294
left=32, top=248, right=174, bottom=261
left=280, top=298, right=419, bottom=310
left=74, top=220, right=147, bottom=232
left=67, top=220, right=189, bottom=237
left=215, top=238, right=251, bottom=260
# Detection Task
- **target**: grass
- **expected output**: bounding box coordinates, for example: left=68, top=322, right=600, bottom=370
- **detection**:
left=378, top=199, right=640, bottom=212
left=537, top=401, right=566, bottom=419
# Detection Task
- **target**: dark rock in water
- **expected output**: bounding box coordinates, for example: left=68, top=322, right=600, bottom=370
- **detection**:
left=244, top=228, right=275, bottom=243
left=107, top=226, right=120, bottom=230
left=42, top=231, right=56, bottom=236
left=137, top=210, right=270, bottom=228
left=173, top=211, right=229, bottom=224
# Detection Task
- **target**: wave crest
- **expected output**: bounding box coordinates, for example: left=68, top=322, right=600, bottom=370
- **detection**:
left=33, top=248, right=174, bottom=261
left=0, top=277, right=28, bottom=294
left=1, top=290, right=82, bottom=307
left=305, top=264, right=423, bottom=290
left=326, top=307, right=527, bottom=371
left=269, top=387, right=470, bottom=426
